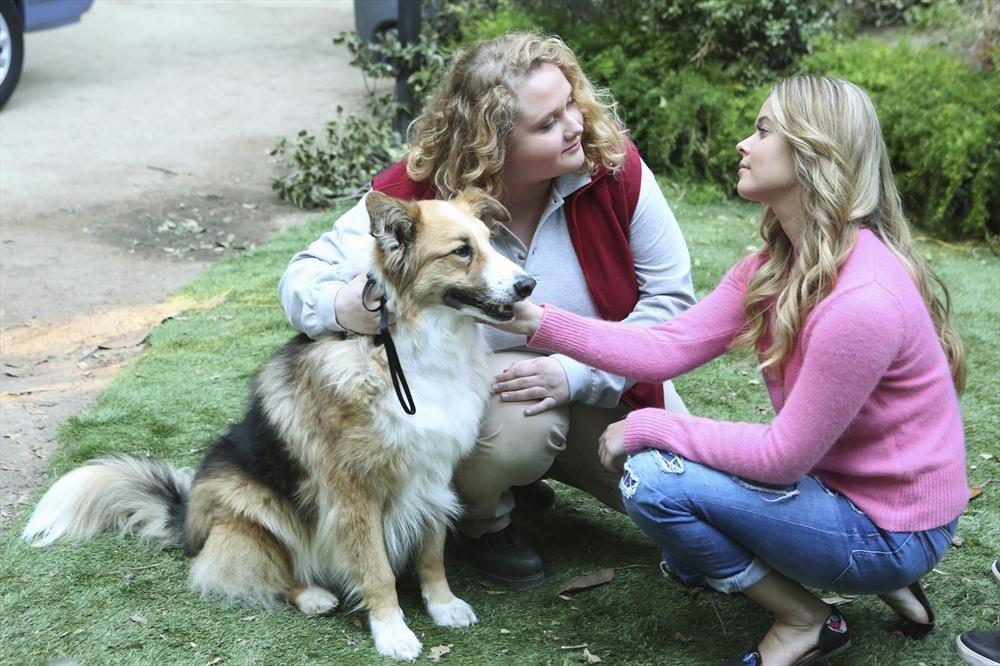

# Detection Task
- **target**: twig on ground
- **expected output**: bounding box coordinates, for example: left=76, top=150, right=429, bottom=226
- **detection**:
left=711, top=599, right=727, bottom=635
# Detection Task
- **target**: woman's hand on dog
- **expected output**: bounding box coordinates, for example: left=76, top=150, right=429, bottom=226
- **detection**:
left=335, top=274, right=396, bottom=335
left=598, top=420, right=628, bottom=472
left=488, top=300, right=544, bottom=337
left=492, top=356, right=570, bottom=415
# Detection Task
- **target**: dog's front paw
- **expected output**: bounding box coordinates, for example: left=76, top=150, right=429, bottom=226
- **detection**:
left=427, top=597, right=477, bottom=627
left=294, top=586, right=339, bottom=616
left=370, top=609, right=422, bottom=661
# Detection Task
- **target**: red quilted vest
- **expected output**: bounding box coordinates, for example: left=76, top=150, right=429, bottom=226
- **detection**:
left=371, top=138, right=664, bottom=410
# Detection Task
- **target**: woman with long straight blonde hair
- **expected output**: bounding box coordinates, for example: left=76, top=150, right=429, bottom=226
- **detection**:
left=490, top=75, right=967, bottom=664
left=280, top=32, right=696, bottom=589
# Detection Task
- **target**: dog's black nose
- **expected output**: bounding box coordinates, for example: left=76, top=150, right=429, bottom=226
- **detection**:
left=514, top=276, right=536, bottom=299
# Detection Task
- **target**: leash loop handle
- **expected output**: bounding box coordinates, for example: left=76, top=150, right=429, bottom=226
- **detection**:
left=362, top=277, right=382, bottom=313
left=363, top=276, right=415, bottom=415
left=378, top=299, right=416, bottom=415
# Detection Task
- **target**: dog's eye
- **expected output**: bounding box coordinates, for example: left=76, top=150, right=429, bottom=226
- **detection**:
left=452, top=244, right=473, bottom=258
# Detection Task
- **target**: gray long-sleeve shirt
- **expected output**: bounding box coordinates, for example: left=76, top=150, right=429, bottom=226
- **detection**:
left=278, top=159, right=696, bottom=407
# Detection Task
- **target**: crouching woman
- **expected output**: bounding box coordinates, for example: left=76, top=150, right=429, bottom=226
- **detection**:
left=486, top=75, right=967, bottom=664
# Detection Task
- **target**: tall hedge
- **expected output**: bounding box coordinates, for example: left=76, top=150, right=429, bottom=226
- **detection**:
left=802, top=38, right=999, bottom=240
left=466, top=0, right=998, bottom=240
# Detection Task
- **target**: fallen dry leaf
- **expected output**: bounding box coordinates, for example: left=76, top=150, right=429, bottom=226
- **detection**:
left=969, top=485, right=983, bottom=500
left=130, top=614, right=148, bottom=625
left=499, top=628, right=511, bottom=634
left=352, top=617, right=363, bottom=629
left=556, top=569, right=614, bottom=596
left=428, top=644, right=452, bottom=662
left=582, top=648, right=602, bottom=664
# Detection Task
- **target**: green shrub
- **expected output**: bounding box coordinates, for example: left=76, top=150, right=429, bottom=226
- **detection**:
left=272, top=0, right=996, bottom=240
left=460, top=1, right=793, bottom=188
left=594, top=55, right=770, bottom=188
left=270, top=106, right=405, bottom=209
left=840, top=0, right=939, bottom=27
left=474, top=2, right=998, bottom=239
left=511, top=0, right=838, bottom=84
left=457, top=0, right=542, bottom=43
left=271, top=0, right=492, bottom=209
left=802, top=37, right=1000, bottom=239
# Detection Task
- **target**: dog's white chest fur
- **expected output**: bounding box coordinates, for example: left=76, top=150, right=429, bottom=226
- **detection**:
left=375, top=333, right=491, bottom=458
left=372, top=317, right=492, bottom=564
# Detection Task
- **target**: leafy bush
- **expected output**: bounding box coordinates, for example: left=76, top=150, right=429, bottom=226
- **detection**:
left=462, top=1, right=817, bottom=194
left=462, top=1, right=789, bottom=188
left=469, top=0, right=997, bottom=239
left=271, top=1, right=491, bottom=209
left=270, top=107, right=405, bottom=209
left=272, top=0, right=996, bottom=239
left=802, top=37, right=999, bottom=239
left=582, top=49, right=769, bottom=189
left=840, top=0, right=940, bottom=27
left=510, top=0, right=839, bottom=84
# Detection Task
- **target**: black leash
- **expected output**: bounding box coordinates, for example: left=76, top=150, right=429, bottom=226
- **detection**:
left=363, top=276, right=416, bottom=415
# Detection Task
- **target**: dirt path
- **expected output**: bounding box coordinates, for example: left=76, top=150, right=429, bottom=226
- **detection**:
left=0, top=1, right=367, bottom=528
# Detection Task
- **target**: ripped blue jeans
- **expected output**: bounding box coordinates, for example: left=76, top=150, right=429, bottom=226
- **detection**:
left=620, top=450, right=957, bottom=595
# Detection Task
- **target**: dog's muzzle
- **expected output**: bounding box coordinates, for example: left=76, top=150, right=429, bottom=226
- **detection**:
left=443, top=276, right=535, bottom=322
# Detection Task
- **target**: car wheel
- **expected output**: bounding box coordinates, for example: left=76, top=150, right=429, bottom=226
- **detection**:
left=0, top=0, right=25, bottom=109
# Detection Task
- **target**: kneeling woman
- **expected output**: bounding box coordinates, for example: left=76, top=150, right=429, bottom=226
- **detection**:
left=488, top=75, right=966, bottom=665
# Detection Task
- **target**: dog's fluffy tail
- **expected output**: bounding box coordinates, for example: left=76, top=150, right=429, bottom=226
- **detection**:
left=22, top=456, right=191, bottom=549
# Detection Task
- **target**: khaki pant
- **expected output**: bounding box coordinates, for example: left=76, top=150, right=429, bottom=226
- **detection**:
left=453, top=351, right=688, bottom=537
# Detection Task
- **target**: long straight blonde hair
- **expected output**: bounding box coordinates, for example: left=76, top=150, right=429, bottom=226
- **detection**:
left=733, top=75, right=966, bottom=392
left=405, top=32, right=626, bottom=199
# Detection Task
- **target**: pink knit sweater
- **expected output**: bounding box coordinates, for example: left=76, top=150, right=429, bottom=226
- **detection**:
left=529, top=230, right=966, bottom=531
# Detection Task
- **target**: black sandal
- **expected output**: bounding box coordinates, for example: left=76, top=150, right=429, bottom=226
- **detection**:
left=886, top=580, right=935, bottom=639
left=722, top=609, right=851, bottom=665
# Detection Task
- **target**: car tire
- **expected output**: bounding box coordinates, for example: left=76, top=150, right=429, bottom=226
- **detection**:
left=0, top=0, right=25, bottom=110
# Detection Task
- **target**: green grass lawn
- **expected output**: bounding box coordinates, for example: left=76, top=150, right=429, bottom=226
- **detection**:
left=2, top=186, right=997, bottom=665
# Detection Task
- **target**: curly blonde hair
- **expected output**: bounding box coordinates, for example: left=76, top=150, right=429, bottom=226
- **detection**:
left=733, top=75, right=966, bottom=392
left=405, top=32, right=626, bottom=199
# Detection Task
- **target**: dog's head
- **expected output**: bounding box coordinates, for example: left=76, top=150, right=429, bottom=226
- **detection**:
left=366, top=189, right=535, bottom=322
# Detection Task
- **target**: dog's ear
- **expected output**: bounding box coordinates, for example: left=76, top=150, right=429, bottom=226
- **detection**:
left=460, top=188, right=510, bottom=227
left=367, top=191, right=417, bottom=254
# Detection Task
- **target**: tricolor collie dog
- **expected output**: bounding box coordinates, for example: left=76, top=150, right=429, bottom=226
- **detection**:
left=22, top=190, right=535, bottom=662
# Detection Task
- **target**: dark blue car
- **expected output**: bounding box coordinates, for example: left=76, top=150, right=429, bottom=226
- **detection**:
left=0, top=0, right=94, bottom=108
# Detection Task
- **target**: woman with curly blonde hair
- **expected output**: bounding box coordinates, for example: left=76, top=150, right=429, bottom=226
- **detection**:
left=406, top=32, right=630, bottom=198
left=490, top=75, right=967, bottom=663
left=280, top=32, right=696, bottom=588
